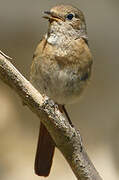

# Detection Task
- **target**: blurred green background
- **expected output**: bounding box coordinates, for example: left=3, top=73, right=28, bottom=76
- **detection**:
left=0, top=0, right=119, bottom=179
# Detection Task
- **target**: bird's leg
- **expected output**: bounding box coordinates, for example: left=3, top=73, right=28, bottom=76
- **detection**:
left=58, top=104, right=83, bottom=151
left=58, top=104, right=74, bottom=127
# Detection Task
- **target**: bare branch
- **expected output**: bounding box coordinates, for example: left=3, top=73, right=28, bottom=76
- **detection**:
left=0, top=51, right=103, bottom=180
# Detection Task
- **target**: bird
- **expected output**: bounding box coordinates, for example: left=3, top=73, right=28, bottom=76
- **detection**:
left=30, top=4, right=93, bottom=177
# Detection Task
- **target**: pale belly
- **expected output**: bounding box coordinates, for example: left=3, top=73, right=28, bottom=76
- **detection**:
left=31, top=64, right=90, bottom=105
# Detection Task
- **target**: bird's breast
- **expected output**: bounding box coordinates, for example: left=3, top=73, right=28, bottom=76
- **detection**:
left=31, top=36, right=92, bottom=104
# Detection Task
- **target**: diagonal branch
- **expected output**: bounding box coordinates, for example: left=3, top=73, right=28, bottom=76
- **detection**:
left=0, top=51, right=103, bottom=180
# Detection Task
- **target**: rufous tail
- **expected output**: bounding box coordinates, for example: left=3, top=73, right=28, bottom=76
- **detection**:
left=34, top=122, right=55, bottom=177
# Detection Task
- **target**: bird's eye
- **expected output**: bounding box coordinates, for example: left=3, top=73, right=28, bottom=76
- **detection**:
left=66, top=13, right=74, bottom=20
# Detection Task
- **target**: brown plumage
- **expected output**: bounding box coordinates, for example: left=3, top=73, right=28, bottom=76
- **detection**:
left=30, top=4, right=93, bottom=177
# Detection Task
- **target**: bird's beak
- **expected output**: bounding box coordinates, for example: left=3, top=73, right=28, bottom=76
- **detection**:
left=43, top=11, right=64, bottom=22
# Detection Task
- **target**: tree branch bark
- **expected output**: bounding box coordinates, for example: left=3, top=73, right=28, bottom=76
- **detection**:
left=0, top=51, right=103, bottom=180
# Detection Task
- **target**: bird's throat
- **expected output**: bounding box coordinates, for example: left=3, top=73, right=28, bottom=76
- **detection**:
left=46, top=21, right=87, bottom=46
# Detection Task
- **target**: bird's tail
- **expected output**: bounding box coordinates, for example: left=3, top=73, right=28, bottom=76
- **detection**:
left=34, top=105, right=72, bottom=177
left=34, top=122, right=55, bottom=177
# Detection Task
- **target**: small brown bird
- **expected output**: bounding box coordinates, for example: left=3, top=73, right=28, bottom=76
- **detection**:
left=30, top=4, right=93, bottom=177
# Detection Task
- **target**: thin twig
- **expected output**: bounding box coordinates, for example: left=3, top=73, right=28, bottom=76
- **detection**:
left=0, top=50, right=12, bottom=60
